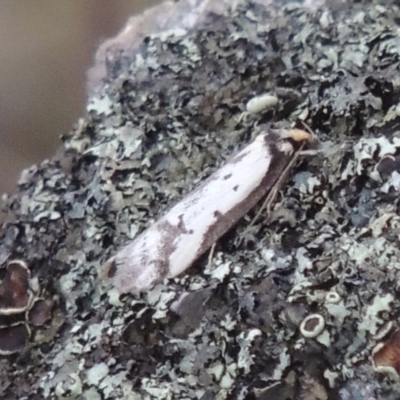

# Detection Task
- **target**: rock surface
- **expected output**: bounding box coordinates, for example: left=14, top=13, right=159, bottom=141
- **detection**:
left=2, top=0, right=400, bottom=398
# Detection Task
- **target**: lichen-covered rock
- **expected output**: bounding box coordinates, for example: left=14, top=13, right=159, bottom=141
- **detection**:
left=2, top=0, right=400, bottom=398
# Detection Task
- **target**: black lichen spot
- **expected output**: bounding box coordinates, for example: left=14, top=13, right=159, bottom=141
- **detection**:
left=377, top=156, right=400, bottom=177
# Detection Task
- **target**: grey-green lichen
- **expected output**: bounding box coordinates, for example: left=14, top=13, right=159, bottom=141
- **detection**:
left=2, top=0, right=400, bottom=399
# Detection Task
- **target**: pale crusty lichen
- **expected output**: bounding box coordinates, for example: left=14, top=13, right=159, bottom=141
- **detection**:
left=2, top=0, right=400, bottom=399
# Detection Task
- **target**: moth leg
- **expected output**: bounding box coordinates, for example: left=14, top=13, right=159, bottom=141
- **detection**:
left=239, top=139, right=307, bottom=244
left=207, top=243, right=217, bottom=269
left=237, top=111, right=249, bottom=123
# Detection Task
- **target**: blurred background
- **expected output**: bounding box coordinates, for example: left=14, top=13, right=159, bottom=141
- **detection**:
left=0, top=1, right=160, bottom=201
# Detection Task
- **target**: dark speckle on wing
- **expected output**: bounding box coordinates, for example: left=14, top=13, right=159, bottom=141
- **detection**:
left=213, top=210, right=223, bottom=219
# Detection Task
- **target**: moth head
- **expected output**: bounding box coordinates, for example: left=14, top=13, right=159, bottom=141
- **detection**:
left=288, top=128, right=313, bottom=143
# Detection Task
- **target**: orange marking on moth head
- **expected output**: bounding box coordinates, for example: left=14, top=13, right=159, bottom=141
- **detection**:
left=288, top=128, right=313, bottom=143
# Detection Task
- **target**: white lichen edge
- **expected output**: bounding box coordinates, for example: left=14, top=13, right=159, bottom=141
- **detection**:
left=101, top=129, right=312, bottom=293
left=299, top=313, right=326, bottom=338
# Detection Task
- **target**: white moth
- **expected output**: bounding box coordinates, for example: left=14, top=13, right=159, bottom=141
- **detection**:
left=101, top=128, right=311, bottom=293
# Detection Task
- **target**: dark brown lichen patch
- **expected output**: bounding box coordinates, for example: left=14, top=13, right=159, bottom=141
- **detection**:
left=0, top=313, right=25, bottom=327
left=0, top=260, right=53, bottom=356
left=0, top=260, right=30, bottom=314
left=372, top=330, right=400, bottom=376
left=27, top=299, right=52, bottom=326
left=300, top=314, right=326, bottom=339
left=0, top=324, right=30, bottom=356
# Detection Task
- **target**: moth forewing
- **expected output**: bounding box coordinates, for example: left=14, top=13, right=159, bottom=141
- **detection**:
left=101, top=129, right=312, bottom=293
